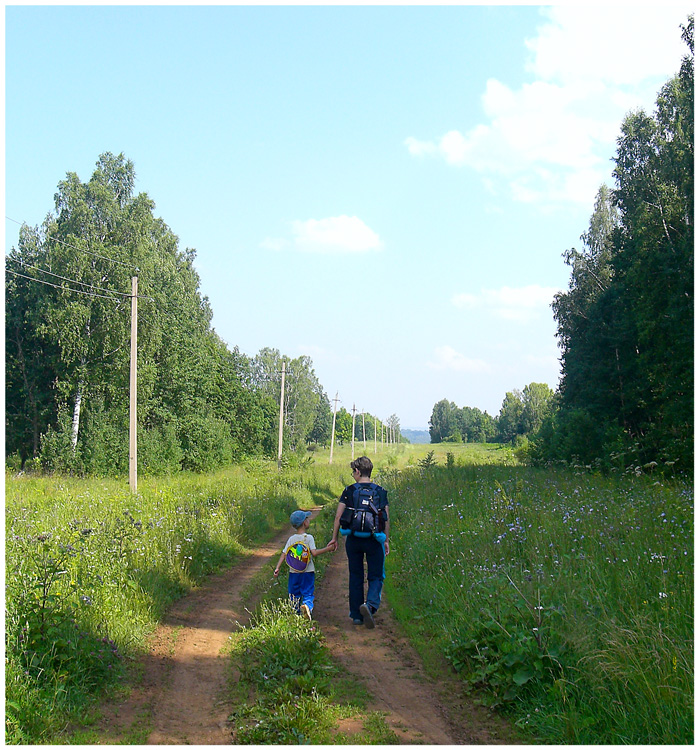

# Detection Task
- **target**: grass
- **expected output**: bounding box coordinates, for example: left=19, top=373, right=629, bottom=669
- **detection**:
left=380, top=456, right=693, bottom=743
left=7, top=441, right=691, bottom=744
left=4, top=460, right=344, bottom=744
left=225, top=599, right=400, bottom=744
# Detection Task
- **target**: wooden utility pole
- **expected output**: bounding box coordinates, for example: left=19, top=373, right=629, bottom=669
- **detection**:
left=129, top=276, right=138, bottom=494
left=277, top=360, right=286, bottom=470
left=329, top=391, right=339, bottom=465
left=351, top=404, right=356, bottom=460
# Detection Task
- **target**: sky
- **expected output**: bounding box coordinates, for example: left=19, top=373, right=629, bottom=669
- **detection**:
left=4, top=2, right=693, bottom=431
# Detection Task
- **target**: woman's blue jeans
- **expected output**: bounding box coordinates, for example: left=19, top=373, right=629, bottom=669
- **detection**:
left=344, top=533, right=385, bottom=620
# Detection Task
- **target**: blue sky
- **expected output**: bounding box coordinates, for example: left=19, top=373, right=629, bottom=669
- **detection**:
left=4, top=3, right=692, bottom=430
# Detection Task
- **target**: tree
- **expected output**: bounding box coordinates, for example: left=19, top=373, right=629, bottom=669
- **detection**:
left=458, top=405, right=497, bottom=443
left=429, top=399, right=459, bottom=443
left=308, top=391, right=332, bottom=446
left=5, top=152, right=273, bottom=472
left=335, top=408, right=353, bottom=445
left=520, top=383, right=555, bottom=436
left=497, top=390, right=524, bottom=443
left=251, top=348, right=324, bottom=451
left=543, top=17, right=694, bottom=469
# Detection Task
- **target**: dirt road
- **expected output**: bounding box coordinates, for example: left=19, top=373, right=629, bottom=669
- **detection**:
left=96, top=512, right=519, bottom=744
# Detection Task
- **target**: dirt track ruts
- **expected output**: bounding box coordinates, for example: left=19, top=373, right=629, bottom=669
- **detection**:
left=95, top=509, right=519, bottom=744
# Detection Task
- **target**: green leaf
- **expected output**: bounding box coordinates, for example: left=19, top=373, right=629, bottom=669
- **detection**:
left=512, top=668, right=534, bottom=686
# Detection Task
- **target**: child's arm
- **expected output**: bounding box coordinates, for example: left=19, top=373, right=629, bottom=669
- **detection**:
left=273, top=550, right=286, bottom=577
left=311, top=542, right=335, bottom=557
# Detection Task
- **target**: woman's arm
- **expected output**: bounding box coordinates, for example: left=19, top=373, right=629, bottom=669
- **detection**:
left=383, top=506, right=390, bottom=556
left=331, top=501, right=346, bottom=545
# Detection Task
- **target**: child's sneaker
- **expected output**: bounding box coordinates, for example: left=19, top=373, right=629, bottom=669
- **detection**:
left=359, top=603, right=375, bottom=629
left=301, top=604, right=312, bottom=621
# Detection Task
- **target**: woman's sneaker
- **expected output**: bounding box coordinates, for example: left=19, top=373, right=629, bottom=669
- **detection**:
left=359, top=603, right=375, bottom=629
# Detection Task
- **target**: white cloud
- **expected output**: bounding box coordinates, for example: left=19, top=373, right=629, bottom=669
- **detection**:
left=452, top=285, right=560, bottom=323
left=405, top=6, right=691, bottom=206
left=262, top=215, right=383, bottom=254
left=526, top=5, right=689, bottom=87
left=427, top=345, right=491, bottom=374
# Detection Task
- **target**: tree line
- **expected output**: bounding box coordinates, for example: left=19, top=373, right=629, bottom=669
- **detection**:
left=541, top=17, right=693, bottom=472
left=5, top=155, right=398, bottom=474
left=428, top=382, right=554, bottom=446
left=430, top=17, right=693, bottom=473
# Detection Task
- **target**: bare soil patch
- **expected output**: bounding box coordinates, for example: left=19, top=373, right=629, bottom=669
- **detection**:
left=94, top=510, right=522, bottom=744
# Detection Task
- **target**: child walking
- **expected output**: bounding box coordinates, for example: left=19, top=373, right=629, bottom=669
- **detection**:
left=274, top=510, right=336, bottom=620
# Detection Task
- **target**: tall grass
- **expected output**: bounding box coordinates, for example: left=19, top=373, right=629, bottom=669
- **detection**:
left=9, top=443, right=691, bottom=744
left=4, top=460, right=345, bottom=744
left=382, top=459, right=693, bottom=743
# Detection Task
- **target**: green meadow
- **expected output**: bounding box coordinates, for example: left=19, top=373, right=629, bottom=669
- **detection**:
left=5, top=443, right=693, bottom=744
left=379, top=447, right=693, bottom=743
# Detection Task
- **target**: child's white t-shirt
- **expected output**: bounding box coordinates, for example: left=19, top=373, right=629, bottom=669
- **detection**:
left=284, top=533, right=316, bottom=573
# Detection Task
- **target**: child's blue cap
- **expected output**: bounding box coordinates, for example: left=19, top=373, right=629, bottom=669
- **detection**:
left=290, top=510, right=312, bottom=527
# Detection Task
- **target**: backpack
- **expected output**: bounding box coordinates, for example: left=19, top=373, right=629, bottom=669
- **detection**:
left=285, top=536, right=312, bottom=573
left=340, top=483, right=386, bottom=537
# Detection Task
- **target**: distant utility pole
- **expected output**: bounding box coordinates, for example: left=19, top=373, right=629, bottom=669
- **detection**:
left=351, top=404, right=357, bottom=460
left=129, top=276, right=138, bottom=494
left=362, top=411, right=366, bottom=451
left=329, top=391, right=339, bottom=465
left=277, top=360, right=286, bottom=470
left=373, top=416, right=377, bottom=454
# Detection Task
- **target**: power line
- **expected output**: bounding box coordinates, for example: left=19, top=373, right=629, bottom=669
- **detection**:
left=6, top=215, right=137, bottom=270
left=6, top=268, right=125, bottom=302
left=8, top=257, right=135, bottom=299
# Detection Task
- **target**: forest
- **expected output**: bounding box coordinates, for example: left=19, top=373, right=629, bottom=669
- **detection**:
left=5, top=161, right=402, bottom=474
left=429, top=19, right=693, bottom=474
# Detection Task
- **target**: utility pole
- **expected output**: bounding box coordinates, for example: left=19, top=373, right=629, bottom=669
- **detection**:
left=351, top=404, right=357, bottom=460
left=129, top=276, right=138, bottom=494
left=362, top=411, right=366, bottom=451
left=277, top=360, right=286, bottom=470
left=373, top=416, right=377, bottom=454
left=329, top=391, right=339, bottom=465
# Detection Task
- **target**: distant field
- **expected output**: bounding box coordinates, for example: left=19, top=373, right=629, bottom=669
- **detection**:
left=308, top=441, right=516, bottom=476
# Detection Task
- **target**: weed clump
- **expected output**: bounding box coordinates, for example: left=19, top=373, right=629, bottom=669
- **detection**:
left=227, top=600, right=399, bottom=744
